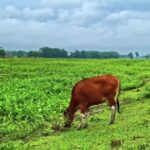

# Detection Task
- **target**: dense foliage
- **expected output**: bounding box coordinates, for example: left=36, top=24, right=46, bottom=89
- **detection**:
left=3, top=47, right=150, bottom=59
left=6, top=48, right=121, bottom=58
left=0, top=47, right=5, bottom=57
left=70, top=50, right=120, bottom=58
left=0, top=58, right=150, bottom=149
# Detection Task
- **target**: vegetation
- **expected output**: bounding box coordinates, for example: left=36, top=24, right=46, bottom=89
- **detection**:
left=70, top=50, right=120, bottom=58
left=0, top=47, right=5, bottom=57
left=128, top=52, right=134, bottom=59
left=135, top=52, right=139, bottom=58
left=145, top=54, right=150, bottom=59
left=2, top=47, right=150, bottom=59
left=6, top=48, right=120, bottom=58
left=0, top=58, right=150, bottom=150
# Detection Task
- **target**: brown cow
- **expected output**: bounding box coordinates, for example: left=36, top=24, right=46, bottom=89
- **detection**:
left=64, top=75, right=120, bottom=129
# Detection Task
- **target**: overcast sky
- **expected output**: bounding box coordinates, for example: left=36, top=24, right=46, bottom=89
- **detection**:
left=0, top=0, right=150, bottom=54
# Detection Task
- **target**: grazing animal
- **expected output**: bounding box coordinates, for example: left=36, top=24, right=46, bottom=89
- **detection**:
left=64, top=75, right=120, bottom=128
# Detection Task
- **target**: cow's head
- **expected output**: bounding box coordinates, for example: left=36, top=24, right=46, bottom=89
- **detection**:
left=63, top=108, right=72, bottom=128
left=64, top=108, right=70, bottom=118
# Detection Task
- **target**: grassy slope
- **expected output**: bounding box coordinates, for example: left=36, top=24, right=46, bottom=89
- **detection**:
left=29, top=81, right=150, bottom=150
left=0, top=59, right=150, bottom=150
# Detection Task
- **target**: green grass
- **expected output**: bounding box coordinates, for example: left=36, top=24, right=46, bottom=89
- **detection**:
left=0, top=58, right=150, bottom=149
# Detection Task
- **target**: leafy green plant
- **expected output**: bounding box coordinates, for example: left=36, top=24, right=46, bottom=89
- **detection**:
left=0, top=58, right=150, bottom=149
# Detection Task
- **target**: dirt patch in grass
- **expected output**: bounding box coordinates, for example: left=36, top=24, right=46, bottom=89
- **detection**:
left=111, top=139, right=122, bottom=148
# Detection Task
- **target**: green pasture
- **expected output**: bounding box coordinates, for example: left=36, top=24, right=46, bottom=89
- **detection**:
left=0, top=58, right=150, bottom=150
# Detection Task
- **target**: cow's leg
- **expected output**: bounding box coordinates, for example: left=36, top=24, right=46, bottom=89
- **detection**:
left=108, top=98, right=116, bottom=125
left=78, top=103, right=89, bottom=129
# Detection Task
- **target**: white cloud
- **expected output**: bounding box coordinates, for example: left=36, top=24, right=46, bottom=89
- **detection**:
left=40, top=0, right=86, bottom=8
left=0, top=0, right=150, bottom=54
left=106, top=10, right=150, bottom=23
left=0, top=5, right=20, bottom=19
left=0, top=5, right=54, bottom=21
left=23, top=7, right=54, bottom=21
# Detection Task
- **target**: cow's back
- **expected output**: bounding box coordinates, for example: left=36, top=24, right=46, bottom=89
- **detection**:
left=71, top=75, right=119, bottom=106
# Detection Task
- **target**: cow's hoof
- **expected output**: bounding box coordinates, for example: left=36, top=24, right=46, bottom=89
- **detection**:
left=83, top=124, right=88, bottom=128
left=64, top=124, right=71, bottom=129
left=77, top=125, right=82, bottom=130
left=77, top=124, right=88, bottom=130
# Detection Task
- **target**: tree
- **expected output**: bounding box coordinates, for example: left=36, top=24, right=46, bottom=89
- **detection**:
left=70, top=50, right=120, bottom=58
left=5, top=50, right=28, bottom=57
left=70, top=50, right=82, bottom=58
left=28, top=51, right=41, bottom=57
left=17, top=51, right=27, bottom=57
left=100, top=51, right=120, bottom=58
left=128, top=52, right=134, bottom=59
left=135, top=52, right=139, bottom=58
left=81, top=50, right=86, bottom=58
left=145, top=54, right=150, bottom=59
left=0, top=47, right=6, bottom=57
left=39, top=47, right=68, bottom=58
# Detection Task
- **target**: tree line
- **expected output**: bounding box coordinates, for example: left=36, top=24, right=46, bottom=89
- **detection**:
left=0, top=47, right=150, bottom=59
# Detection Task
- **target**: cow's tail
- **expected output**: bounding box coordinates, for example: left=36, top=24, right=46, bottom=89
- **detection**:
left=115, top=79, right=121, bottom=114
left=116, top=97, right=120, bottom=113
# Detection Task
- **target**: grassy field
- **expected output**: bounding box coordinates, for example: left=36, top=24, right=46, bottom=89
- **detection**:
left=0, top=58, right=150, bottom=150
